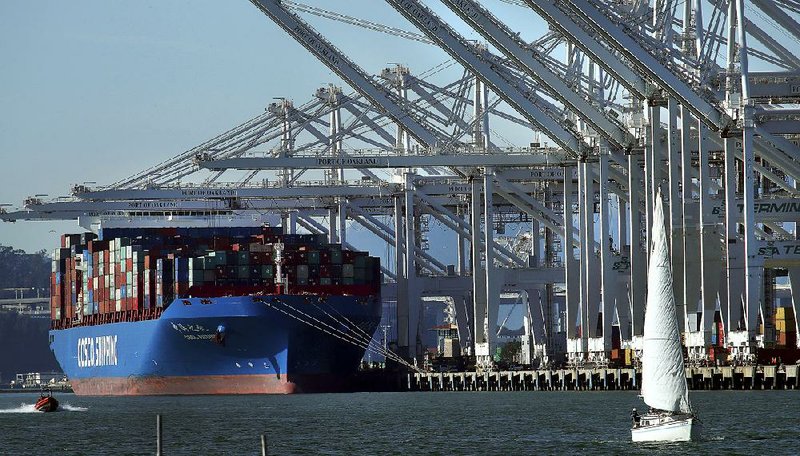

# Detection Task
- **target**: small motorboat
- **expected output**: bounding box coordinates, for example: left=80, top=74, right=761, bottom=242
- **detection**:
left=34, top=392, right=59, bottom=413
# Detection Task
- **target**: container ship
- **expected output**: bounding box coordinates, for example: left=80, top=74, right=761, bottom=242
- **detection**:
left=48, top=227, right=382, bottom=395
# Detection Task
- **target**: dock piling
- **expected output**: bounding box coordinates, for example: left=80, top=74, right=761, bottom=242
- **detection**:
left=156, top=414, right=162, bottom=456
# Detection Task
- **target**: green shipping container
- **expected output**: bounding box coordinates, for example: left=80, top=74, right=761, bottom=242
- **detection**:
left=190, top=270, right=204, bottom=283
left=354, top=268, right=366, bottom=281
left=208, top=251, right=228, bottom=265
left=189, top=257, right=205, bottom=271
left=297, top=265, right=309, bottom=279
left=342, top=264, right=354, bottom=278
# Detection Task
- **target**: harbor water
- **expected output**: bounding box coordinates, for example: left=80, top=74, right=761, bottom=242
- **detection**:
left=1, top=390, right=797, bottom=455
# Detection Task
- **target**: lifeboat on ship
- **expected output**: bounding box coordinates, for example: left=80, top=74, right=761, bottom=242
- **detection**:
left=34, top=392, right=59, bottom=413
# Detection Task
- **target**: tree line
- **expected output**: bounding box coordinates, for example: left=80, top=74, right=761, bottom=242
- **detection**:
left=0, top=245, right=50, bottom=298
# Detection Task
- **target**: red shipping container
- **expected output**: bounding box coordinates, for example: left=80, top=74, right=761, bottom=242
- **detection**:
left=88, top=240, right=109, bottom=253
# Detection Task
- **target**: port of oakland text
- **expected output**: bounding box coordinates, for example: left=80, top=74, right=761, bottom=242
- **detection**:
left=77, top=335, right=118, bottom=368
left=316, top=157, right=380, bottom=167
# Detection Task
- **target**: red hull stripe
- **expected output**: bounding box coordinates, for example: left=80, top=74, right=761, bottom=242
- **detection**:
left=71, top=374, right=298, bottom=395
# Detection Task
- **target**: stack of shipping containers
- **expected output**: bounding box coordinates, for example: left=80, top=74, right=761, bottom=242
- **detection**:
left=50, top=227, right=381, bottom=329
left=775, top=307, right=798, bottom=348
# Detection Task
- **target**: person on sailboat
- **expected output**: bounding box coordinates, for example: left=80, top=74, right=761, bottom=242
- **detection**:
left=630, top=408, right=641, bottom=427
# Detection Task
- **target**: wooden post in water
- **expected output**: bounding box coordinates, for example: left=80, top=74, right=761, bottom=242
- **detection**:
left=261, top=434, right=268, bottom=456
left=156, top=414, right=163, bottom=456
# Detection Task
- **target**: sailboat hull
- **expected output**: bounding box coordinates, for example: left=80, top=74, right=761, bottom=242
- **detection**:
left=631, top=413, right=699, bottom=442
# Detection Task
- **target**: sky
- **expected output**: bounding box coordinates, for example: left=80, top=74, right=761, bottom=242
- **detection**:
left=0, top=0, right=540, bottom=253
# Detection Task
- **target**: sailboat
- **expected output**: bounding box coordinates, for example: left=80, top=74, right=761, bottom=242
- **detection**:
left=631, top=192, right=700, bottom=442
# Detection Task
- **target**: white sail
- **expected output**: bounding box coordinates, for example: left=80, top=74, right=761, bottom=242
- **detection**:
left=640, top=192, right=691, bottom=414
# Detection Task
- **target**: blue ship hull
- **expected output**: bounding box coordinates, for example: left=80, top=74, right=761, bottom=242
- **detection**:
left=49, top=294, right=381, bottom=395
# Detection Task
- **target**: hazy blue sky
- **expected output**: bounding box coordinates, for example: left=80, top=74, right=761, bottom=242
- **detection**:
left=0, top=0, right=538, bottom=253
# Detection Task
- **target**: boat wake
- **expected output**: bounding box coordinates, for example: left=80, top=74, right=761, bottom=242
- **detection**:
left=61, top=403, right=88, bottom=412
left=0, top=404, right=38, bottom=414
left=0, top=402, right=87, bottom=413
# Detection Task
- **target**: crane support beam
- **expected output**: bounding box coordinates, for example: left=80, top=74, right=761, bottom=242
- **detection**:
left=77, top=185, right=398, bottom=201
left=751, top=0, right=800, bottom=43
left=414, top=190, right=527, bottom=267
left=440, top=0, right=635, bottom=150
left=549, top=0, right=727, bottom=130
left=523, top=0, right=649, bottom=98
left=384, top=0, right=587, bottom=157
left=202, top=151, right=571, bottom=170
left=249, top=0, right=440, bottom=147
left=345, top=204, right=449, bottom=273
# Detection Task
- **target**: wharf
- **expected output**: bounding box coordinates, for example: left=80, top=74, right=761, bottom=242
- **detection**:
left=406, top=365, right=800, bottom=392
left=0, top=387, right=73, bottom=394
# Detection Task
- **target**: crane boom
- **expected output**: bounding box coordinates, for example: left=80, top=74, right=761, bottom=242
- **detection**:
left=249, top=0, right=440, bottom=148
left=383, top=0, right=588, bottom=157
left=440, top=0, right=635, bottom=150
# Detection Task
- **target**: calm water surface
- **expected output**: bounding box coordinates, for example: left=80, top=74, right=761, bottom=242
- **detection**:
left=1, top=390, right=797, bottom=455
